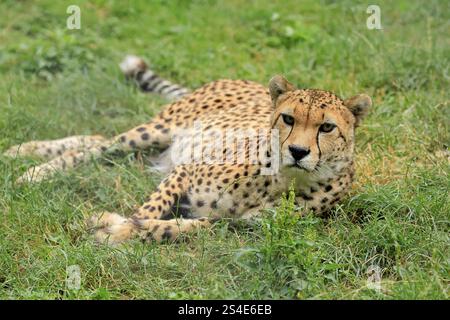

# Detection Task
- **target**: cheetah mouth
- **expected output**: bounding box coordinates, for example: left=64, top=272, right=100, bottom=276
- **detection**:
left=289, top=163, right=308, bottom=171
left=287, top=161, right=318, bottom=173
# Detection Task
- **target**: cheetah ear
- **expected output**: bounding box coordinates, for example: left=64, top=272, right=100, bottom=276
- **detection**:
left=344, top=94, right=372, bottom=126
left=268, top=75, right=296, bottom=107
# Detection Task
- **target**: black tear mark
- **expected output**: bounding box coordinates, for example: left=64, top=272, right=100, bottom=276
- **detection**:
left=316, top=130, right=322, bottom=161
left=279, top=115, right=294, bottom=149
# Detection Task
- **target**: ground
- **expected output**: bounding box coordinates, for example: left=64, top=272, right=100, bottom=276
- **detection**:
left=0, top=0, right=448, bottom=299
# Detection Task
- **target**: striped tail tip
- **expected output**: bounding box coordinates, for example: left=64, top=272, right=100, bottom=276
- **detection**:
left=119, top=55, right=148, bottom=77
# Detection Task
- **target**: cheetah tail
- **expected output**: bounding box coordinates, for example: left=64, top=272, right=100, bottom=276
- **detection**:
left=119, top=55, right=190, bottom=102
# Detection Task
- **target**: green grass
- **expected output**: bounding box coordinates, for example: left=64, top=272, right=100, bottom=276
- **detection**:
left=0, top=0, right=449, bottom=299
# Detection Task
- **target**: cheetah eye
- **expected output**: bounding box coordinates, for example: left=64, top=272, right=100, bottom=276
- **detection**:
left=282, top=114, right=295, bottom=126
left=319, top=122, right=336, bottom=133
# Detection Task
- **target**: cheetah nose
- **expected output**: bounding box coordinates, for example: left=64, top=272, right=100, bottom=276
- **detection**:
left=288, top=145, right=310, bottom=161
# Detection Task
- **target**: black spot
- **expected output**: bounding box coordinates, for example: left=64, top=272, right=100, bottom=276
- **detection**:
left=161, top=230, right=172, bottom=241
left=330, top=197, right=341, bottom=205
left=321, top=197, right=329, bottom=204
left=325, top=185, right=333, bottom=192
left=129, top=140, right=136, bottom=147
left=299, top=192, right=314, bottom=201
left=136, top=127, right=147, bottom=132
left=196, top=200, right=205, bottom=207
left=179, top=194, right=191, bottom=205
left=119, top=136, right=126, bottom=143
left=210, top=200, right=217, bottom=209
left=141, top=133, right=150, bottom=140
left=155, top=124, right=164, bottom=130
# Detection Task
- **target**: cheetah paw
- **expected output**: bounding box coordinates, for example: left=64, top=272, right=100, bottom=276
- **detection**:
left=16, top=164, right=55, bottom=184
left=87, top=212, right=136, bottom=245
left=3, top=144, right=35, bottom=158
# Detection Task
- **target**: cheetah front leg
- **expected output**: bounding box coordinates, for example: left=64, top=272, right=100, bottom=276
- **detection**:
left=14, top=116, right=176, bottom=183
left=88, top=165, right=214, bottom=244
left=90, top=214, right=213, bottom=245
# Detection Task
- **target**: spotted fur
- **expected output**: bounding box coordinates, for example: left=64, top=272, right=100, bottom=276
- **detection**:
left=4, top=57, right=372, bottom=244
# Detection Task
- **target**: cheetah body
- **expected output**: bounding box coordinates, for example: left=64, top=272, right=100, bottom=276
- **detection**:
left=4, top=56, right=371, bottom=244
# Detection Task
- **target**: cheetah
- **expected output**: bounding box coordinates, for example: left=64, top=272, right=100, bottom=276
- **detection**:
left=4, top=55, right=372, bottom=245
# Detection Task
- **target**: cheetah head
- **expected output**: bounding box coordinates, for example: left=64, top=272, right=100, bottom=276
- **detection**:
left=268, top=75, right=371, bottom=175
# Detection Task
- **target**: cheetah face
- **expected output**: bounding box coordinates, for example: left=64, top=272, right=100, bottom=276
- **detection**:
left=268, top=75, right=371, bottom=173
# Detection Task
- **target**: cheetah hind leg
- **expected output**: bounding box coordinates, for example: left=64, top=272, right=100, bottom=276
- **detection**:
left=88, top=211, right=213, bottom=245
left=3, top=135, right=106, bottom=160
